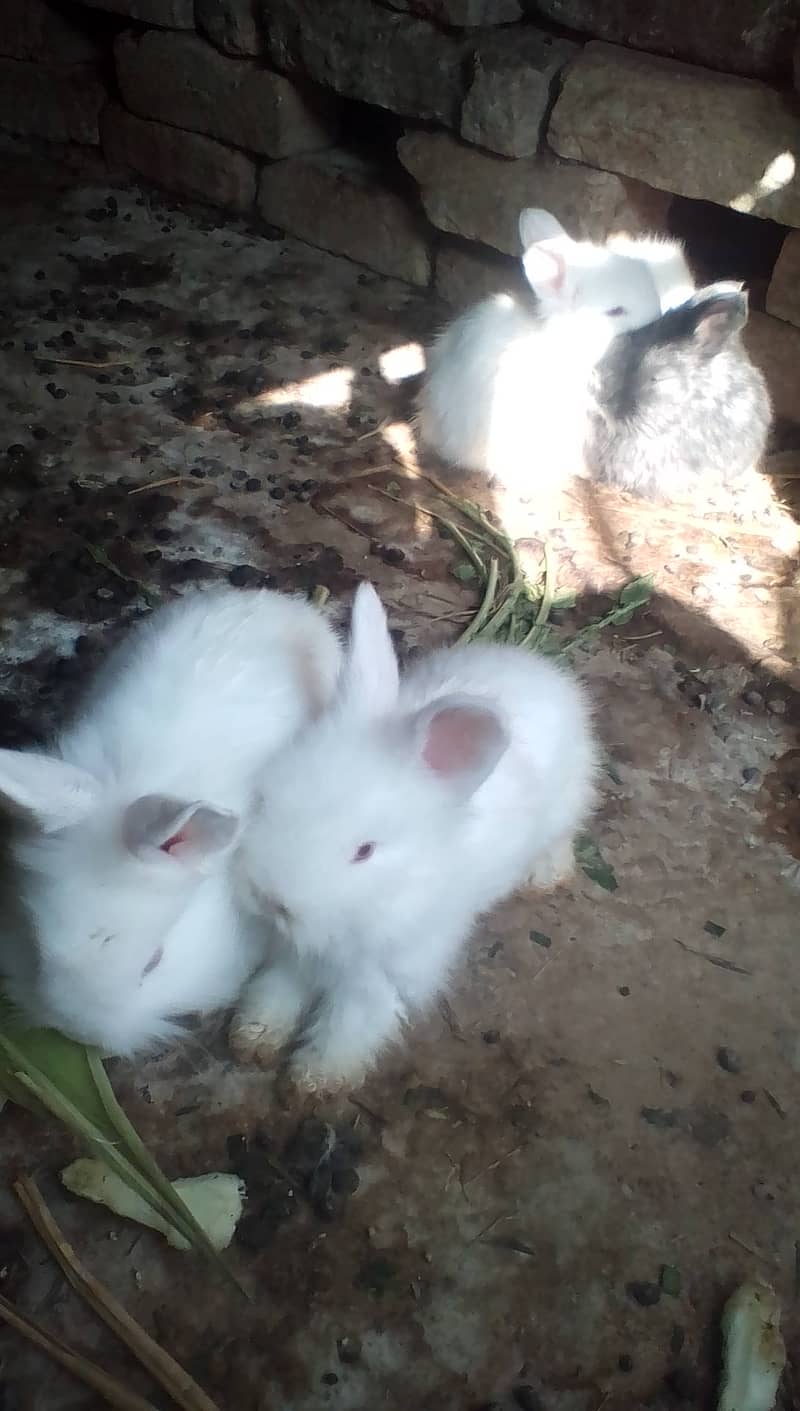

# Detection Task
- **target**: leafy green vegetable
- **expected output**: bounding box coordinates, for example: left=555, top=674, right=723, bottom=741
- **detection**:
left=574, top=836, right=618, bottom=893
left=0, top=996, right=245, bottom=1294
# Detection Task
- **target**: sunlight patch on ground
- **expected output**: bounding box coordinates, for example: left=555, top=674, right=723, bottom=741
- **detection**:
left=378, top=342, right=426, bottom=384
left=237, top=365, right=355, bottom=415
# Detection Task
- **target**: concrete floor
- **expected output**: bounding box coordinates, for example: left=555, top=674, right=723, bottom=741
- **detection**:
left=1, top=137, right=799, bottom=1411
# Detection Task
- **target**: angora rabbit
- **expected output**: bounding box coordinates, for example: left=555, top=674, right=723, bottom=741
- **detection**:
left=0, top=587, right=342, bottom=1055
left=232, top=582, right=598, bottom=1087
left=416, top=207, right=693, bottom=492
left=586, top=282, right=772, bottom=500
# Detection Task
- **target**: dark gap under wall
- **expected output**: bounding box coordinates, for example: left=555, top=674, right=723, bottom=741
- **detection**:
left=669, top=196, right=789, bottom=302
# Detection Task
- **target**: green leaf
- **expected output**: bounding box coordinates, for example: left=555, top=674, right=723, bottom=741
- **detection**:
left=0, top=996, right=246, bottom=1296
left=618, top=576, right=653, bottom=610
left=453, top=561, right=478, bottom=583
left=575, top=836, right=618, bottom=893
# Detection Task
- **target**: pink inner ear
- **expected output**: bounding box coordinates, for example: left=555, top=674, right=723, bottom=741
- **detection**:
left=525, top=244, right=566, bottom=294
left=160, top=827, right=190, bottom=857
left=422, top=707, right=495, bottom=777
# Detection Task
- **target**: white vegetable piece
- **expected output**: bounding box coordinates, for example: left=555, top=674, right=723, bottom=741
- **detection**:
left=60, top=1158, right=245, bottom=1252
left=718, top=1281, right=785, bottom=1411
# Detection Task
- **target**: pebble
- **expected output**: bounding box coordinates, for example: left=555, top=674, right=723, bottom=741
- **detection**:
left=228, top=565, right=263, bottom=588
left=665, top=1366, right=701, bottom=1401
left=337, top=1336, right=362, bottom=1365
left=741, top=766, right=760, bottom=784
left=717, top=1047, right=743, bottom=1074
left=245, top=477, right=262, bottom=492
left=513, top=1388, right=544, bottom=1411
left=768, top=697, right=788, bottom=715
left=740, top=1089, right=756, bottom=1103
left=626, top=1280, right=661, bottom=1307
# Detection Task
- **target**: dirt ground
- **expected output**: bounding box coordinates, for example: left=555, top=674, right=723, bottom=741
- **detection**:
left=1, top=136, right=799, bottom=1411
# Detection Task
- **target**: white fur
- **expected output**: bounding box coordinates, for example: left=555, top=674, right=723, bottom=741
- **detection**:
left=416, top=208, right=694, bottom=492
left=234, top=583, right=598, bottom=1085
left=0, top=587, right=342, bottom=1054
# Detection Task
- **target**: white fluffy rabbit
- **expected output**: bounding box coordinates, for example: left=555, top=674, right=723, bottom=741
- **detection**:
left=416, top=208, right=693, bottom=493
left=232, top=582, right=598, bottom=1087
left=0, top=587, right=342, bottom=1055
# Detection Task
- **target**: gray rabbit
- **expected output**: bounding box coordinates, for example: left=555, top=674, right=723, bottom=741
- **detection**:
left=585, top=282, right=772, bottom=502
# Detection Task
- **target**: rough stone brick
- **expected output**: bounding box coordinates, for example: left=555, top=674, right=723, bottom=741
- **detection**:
left=115, top=30, right=337, bottom=159
left=101, top=104, right=258, bottom=213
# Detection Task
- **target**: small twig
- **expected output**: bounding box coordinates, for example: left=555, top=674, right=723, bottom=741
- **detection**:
left=763, top=1088, right=787, bottom=1120
left=794, top=1240, right=800, bottom=1300
left=463, top=1145, right=523, bottom=1189
left=673, top=937, right=752, bottom=976
left=468, top=1212, right=515, bottom=1246
left=310, top=585, right=330, bottom=609
left=0, top=1292, right=158, bottom=1411
left=728, top=1231, right=772, bottom=1263
left=127, top=477, right=194, bottom=496
left=480, top=1233, right=536, bottom=1258
left=33, top=356, right=131, bottom=369
left=347, top=1095, right=386, bottom=1127
left=14, top=1177, right=221, bottom=1411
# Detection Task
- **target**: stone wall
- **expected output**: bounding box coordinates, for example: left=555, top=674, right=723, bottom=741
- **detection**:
left=1, top=0, right=799, bottom=360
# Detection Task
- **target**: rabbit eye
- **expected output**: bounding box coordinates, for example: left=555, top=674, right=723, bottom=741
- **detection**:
left=352, top=842, right=375, bottom=863
left=607, top=306, right=626, bottom=317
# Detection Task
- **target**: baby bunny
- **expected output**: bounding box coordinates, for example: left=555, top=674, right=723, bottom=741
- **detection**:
left=232, top=582, right=598, bottom=1088
left=415, top=208, right=688, bottom=492
left=585, top=282, right=772, bottom=501
left=0, top=586, right=342, bottom=1055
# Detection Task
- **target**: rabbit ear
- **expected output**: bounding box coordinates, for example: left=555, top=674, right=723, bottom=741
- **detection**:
left=0, top=750, right=100, bottom=832
left=690, top=284, right=748, bottom=356
left=341, top=581, right=400, bottom=718
left=410, top=696, right=509, bottom=799
left=519, top=208, right=576, bottom=299
left=518, top=207, right=569, bottom=250
left=122, top=794, right=239, bottom=865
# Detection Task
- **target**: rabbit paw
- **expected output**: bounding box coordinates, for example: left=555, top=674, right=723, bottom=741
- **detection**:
left=526, top=837, right=576, bottom=891
left=231, top=963, right=309, bottom=1065
left=228, top=1018, right=284, bottom=1067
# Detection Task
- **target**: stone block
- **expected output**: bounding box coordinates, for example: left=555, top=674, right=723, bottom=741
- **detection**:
left=263, top=0, right=468, bottom=126
left=766, top=233, right=800, bottom=329
left=521, top=0, right=798, bottom=81
left=115, top=30, right=337, bottom=159
left=0, top=59, right=106, bottom=144
left=435, top=239, right=525, bottom=308
left=549, top=43, right=800, bottom=228
left=382, top=0, right=522, bottom=24
left=101, top=104, right=257, bottom=213
left=258, top=149, right=432, bottom=286
left=744, top=313, right=800, bottom=427
left=196, top=0, right=262, bottom=57
left=398, top=129, right=670, bottom=256
left=77, top=0, right=194, bottom=26
left=461, top=28, right=577, bottom=157
left=0, top=0, right=101, bottom=62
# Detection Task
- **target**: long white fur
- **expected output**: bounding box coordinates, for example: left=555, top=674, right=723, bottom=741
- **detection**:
left=0, top=587, right=342, bottom=1055
left=234, top=582, right=599, bottom=1085
left=416, top=208, right=694, bottom=493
